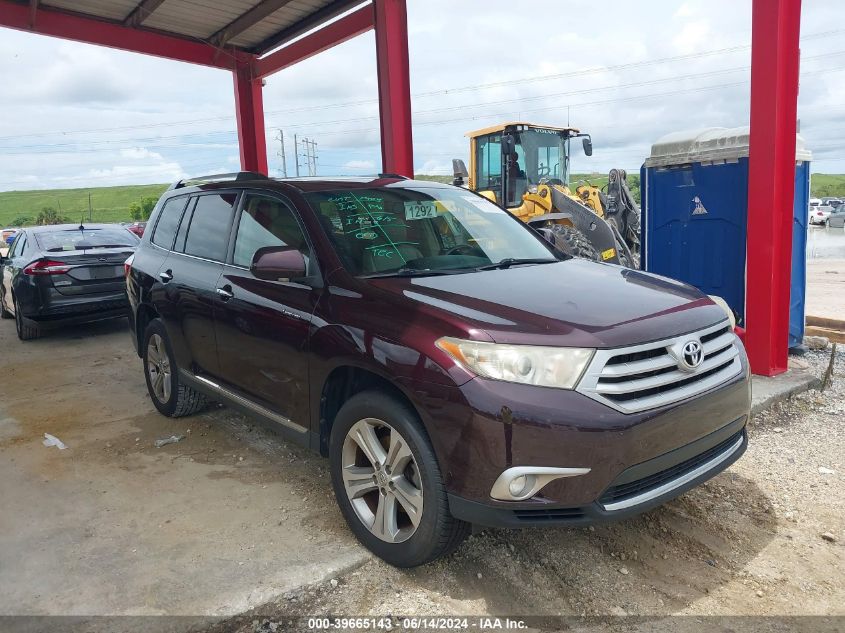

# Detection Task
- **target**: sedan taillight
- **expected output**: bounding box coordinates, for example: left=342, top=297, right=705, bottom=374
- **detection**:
left=124, top=253, right=135, bottom=278
left=23, top=260, right=71, bottom=275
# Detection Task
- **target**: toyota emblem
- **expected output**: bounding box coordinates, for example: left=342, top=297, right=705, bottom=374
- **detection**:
left=681, top=340, right=703, bottom=370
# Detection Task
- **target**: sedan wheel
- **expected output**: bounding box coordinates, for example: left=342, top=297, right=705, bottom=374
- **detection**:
left=341, top=418, right=423, bottom=544
left=146, top=333, right=172, bottom=404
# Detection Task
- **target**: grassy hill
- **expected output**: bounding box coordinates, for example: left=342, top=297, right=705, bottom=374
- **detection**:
left=810, top=174, right=845, bottom=198
left=2, top=173, right=842, bottom=227
left=0, top=183, right=168, bottom=226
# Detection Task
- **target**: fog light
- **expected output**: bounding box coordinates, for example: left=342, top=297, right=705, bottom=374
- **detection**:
left=509, top=475, right=531, bottom=498
left=491, top=466, right=592, bottom=501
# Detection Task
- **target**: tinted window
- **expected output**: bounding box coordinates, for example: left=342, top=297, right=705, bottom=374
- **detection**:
left=184, top=193, right=237, bottom=261
left=233, top=195, right=309, bottom=268
left=35, top=227, right=138, bottom=252
left=152, top=197, right=187, bottom=249
left=9, top=234, right=25, bottom=257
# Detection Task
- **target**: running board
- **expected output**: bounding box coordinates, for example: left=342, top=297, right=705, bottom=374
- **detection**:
left=179, top=369, right=309, bottom=442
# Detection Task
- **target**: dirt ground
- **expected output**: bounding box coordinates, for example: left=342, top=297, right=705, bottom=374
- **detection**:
left=0, top=318, right=367, bottom=616
left=217, top=349, right=844, bottom=629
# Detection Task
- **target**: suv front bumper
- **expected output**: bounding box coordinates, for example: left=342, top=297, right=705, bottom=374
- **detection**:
left=448, top=421, right=747, bottom=528
left=407, top=352, right=751, bottom=527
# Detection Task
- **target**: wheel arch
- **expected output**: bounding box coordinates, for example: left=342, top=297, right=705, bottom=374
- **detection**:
left=317, top=364, right=425, bottom=458
left=134, top=303, right=160, bottom=357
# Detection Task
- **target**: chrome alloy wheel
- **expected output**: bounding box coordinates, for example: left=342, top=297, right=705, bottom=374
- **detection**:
left=341, top=418, right=424, bottom=543
left=146, top=333, right=172, bottom=404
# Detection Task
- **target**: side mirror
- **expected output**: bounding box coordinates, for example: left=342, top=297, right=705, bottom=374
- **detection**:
left=250, top=246, right=306, bottom=282
left=452, top=158, right=469, bottom=186
left=582, top=136, right=593, bottom=157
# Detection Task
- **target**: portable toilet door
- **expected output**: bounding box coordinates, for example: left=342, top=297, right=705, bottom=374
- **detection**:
left=641, top=128, right=750, bottom=323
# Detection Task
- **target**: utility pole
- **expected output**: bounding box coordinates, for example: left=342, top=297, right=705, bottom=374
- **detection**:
left=294, top=134, right=300, bottom=177
left=309, top=139, right=318, bottom=176
left=88, top=192, right=93, bottom=222
left=275, top=129, right=288, bottom=177
left=300, top=138, right=318, bottom=176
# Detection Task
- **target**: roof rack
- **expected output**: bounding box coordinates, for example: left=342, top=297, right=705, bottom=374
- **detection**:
left=167, top=171, right=270, bottom=191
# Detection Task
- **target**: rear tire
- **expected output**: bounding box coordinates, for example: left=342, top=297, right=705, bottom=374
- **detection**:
left=550, top=224, right=600, bottom=262
left=142, top=318, right=207, bottom=417
left=14, top=298, right=38, bottom=340
left=329, top=390, right=469, bottom=567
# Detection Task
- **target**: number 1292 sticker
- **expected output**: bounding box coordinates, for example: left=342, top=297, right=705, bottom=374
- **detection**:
left=404, top=201, right=438, bottom=220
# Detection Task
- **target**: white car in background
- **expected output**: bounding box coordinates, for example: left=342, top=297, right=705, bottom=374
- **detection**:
left=809, top=198, right=822, bottom=208
left=809, top=205, right=833, bottom=225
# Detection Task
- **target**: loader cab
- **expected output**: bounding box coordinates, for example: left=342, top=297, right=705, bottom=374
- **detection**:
left=466, top=122, right=589, bottom=209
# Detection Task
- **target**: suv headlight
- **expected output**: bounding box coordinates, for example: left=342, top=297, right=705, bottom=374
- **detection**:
left=436, top=337, right=594, bottom=389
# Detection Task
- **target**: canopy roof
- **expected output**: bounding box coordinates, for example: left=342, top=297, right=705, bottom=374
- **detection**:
left=10, top=0, right=363, bottom=56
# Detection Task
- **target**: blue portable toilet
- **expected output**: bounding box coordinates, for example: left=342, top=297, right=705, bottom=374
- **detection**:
left=640, top=127, right=811, bottom=348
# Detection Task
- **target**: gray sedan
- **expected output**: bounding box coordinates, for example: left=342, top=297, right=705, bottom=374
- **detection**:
left=828, top=208, right=845, bottom=228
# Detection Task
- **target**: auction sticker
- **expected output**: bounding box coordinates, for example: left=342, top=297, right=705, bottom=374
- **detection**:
left=404, top=201, right=438, bottom=220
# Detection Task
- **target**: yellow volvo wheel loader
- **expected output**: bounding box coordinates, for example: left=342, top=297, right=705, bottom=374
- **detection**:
left=452, top=122, right=641, bottom=267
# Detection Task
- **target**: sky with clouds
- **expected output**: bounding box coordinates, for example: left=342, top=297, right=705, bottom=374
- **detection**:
left=0, top=0, right=843, bottom=191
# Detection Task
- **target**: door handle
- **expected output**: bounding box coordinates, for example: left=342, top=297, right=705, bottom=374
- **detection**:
left=216, top=285, right=234, bottom=301
left=159, top=270, right=173, bottom=283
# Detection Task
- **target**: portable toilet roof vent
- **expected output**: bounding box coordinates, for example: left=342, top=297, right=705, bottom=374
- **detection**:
left=644, top=126, right=811, bottom=168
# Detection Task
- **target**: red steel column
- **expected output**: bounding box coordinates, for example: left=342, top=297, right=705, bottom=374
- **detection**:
left=745, top=0, right=802, bottom=376
left=373, top=0, right=414, bottom=177
left=233, top=61, right=269, bottom=175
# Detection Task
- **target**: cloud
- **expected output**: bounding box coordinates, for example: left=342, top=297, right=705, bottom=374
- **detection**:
left=1, top=0, right=844, bottom=189
left=120, top=147, right=164, bottom=160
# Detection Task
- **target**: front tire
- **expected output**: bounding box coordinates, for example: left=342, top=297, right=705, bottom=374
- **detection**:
left=550, top=224, right=600, bottom=262
left=142, top=318, right=207, bottom=417
left=0, top=289, right=12, bottom=320
left=329, top=390, right=469, bottom=567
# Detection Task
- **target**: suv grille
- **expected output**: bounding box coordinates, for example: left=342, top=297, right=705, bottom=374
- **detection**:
left=576, top=320, right=742, bottom=413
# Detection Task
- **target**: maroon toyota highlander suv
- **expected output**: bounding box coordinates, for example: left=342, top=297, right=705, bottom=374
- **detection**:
left=126, top=173, right=751, bottom=567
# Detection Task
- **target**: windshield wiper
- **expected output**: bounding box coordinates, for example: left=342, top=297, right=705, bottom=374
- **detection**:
left=361, top=267, right=470, bottom=279
left=475, top=257, right=558, bottom=271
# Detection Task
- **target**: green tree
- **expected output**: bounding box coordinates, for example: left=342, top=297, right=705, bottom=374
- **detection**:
left=9, top=215, right=33, bottom=227
left=35, top=206, right=70, bottom=225
left=129, top=196, right=158, bottom=221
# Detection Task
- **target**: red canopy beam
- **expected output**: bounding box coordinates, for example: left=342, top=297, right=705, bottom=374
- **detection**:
left=253, top=5, right=374, bottom=79
left=233, top=63, right=269, bottom=175
left=373, top=0, right=413, bottom=177
left=0, top=0, right=246, bottom=69
left=745, top=0, right=802, bottom=376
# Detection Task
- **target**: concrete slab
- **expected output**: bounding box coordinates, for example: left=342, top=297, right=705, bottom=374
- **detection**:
left=751, top=368, right=821, bottom=416
left=0, top=319, right=369, bottom=616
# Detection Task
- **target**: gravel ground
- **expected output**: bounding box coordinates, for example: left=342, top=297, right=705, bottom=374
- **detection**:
left=217, top=348, right=844, bottom=631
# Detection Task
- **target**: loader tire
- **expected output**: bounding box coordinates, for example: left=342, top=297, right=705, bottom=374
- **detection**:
left=551, top=224, right=600, bottom=262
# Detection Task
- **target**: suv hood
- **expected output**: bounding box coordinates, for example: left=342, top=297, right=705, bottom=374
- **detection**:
left=367, top=259, right=728, bottom=348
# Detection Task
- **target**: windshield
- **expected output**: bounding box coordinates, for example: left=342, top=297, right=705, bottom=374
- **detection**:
left=499, top=128, right=571, bottom=206
left=35, top=227, right=139, bottom=252
left=303, top=187, right=557, bottom=276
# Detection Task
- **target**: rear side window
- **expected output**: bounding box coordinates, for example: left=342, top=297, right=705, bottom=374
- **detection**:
left=184, top=193, right=237, bottom=261
left=152, top=197, right=187, bottom=249
left=9, top=234, right=25, bottom=257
